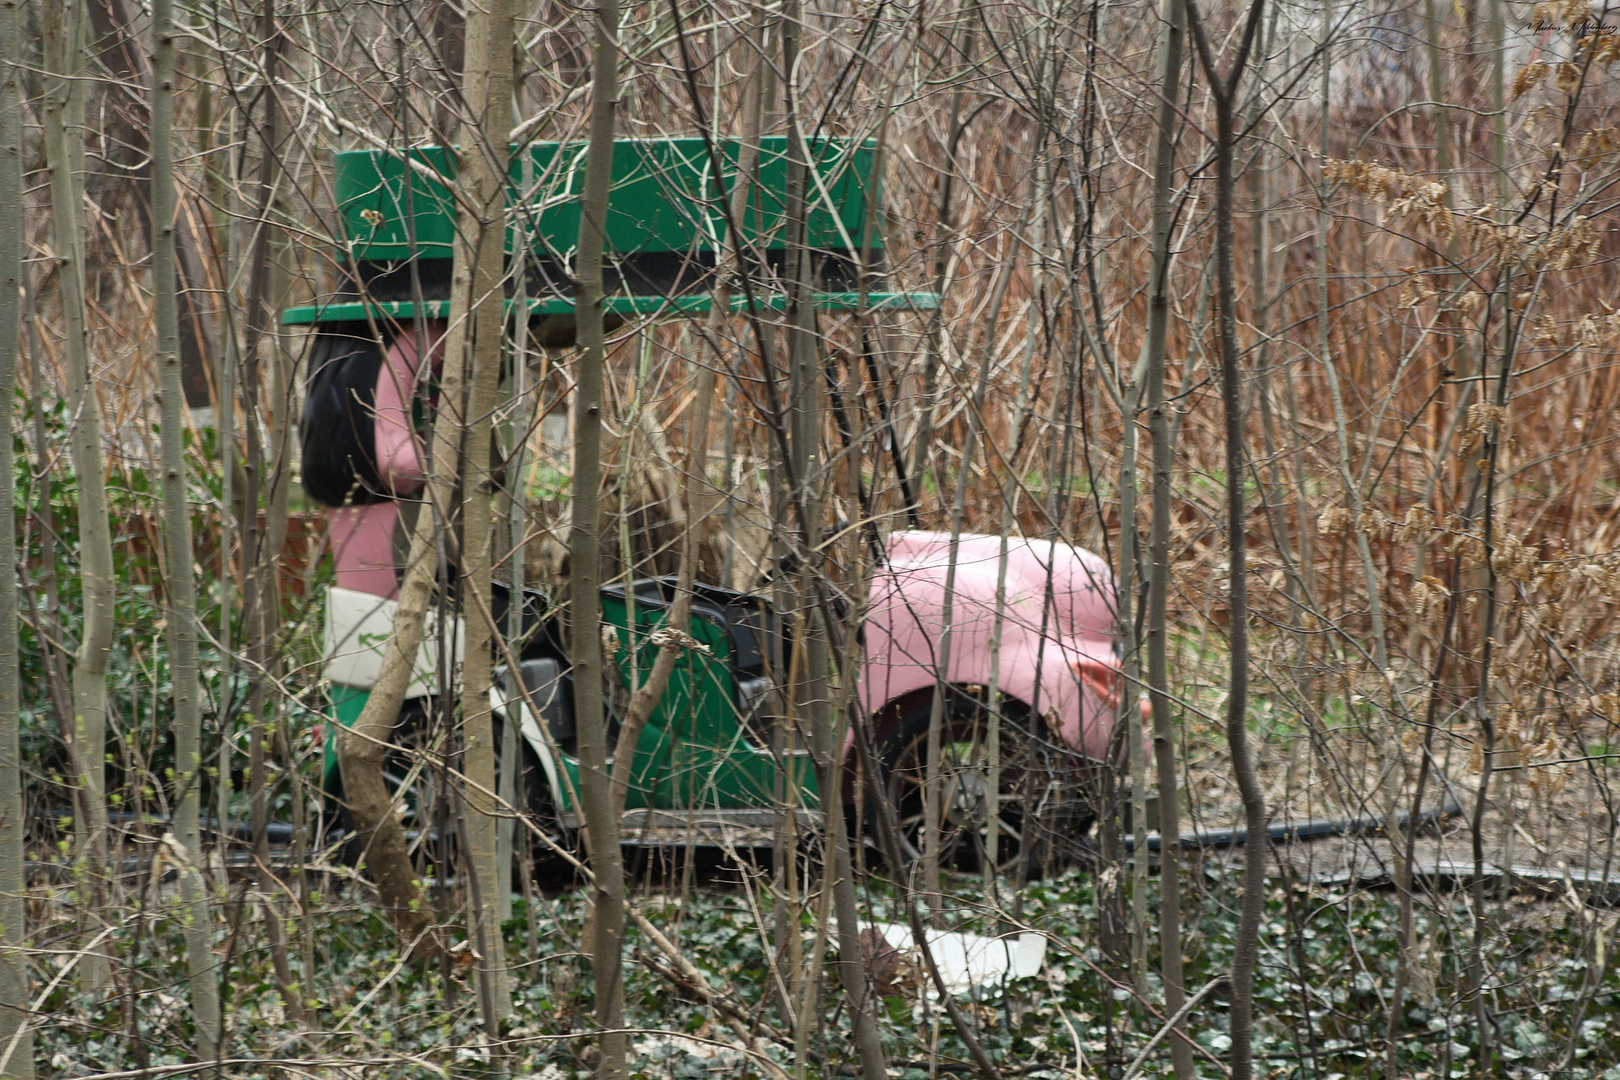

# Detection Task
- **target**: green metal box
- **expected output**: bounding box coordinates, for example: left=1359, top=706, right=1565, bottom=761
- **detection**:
left=284, top=137, right=935, bottom=325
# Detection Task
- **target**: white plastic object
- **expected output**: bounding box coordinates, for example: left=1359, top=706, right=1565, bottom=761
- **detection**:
left=865, top=921, right=1047, bottom=994
left=323, top=586, right=465, bottom=699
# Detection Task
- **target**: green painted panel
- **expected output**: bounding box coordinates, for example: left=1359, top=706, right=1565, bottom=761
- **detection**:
left=322, top=686, right=370, bottom=795
left=335, top=137, right=878, bottom=264
left=600, top=591, right=819, bottom=812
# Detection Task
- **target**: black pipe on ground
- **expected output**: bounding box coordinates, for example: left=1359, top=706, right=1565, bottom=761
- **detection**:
left=1124, top=798, right=1462, bottom=853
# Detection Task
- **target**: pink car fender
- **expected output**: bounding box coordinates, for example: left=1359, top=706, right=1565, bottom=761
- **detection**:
left=854, top=531, right=1122, bottom=761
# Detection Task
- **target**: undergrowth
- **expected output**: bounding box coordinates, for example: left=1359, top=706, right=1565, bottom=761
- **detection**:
left=31, top=861, right=1620, bottom=1079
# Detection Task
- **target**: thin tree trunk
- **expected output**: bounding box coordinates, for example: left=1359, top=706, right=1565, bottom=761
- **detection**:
left=1488, top=0, right=1504, bottom=199
left=20, top=274, right=74, bottom=795
left=921, top=220, right=1021, bottom=910
left=459, top=0, right=517, bottom=1032
left=236, top=0, right=300, bottom=1020
left=150, top=0, right=224, bottom=1052
left=1119, top=244, right=1147, bottom=998
left=498, top=151, right=537, bottom=932
left=323, top=27, right=485, bottom=970
left=0, top=1, right=33, bottom=1069
left=852, top=701, right=1003, bottom=1080
left=335, top=316, right=479, bottom=963
left=571, top=0, right=628, bottom=1072
left=1466, top=270, right=1520, bottom=1080
left=43, top=0, right=114, bottom=994
left=214, top=196, right=236, bottom=894
left=1309, top=0, right=1386, bottom=678
left=908, top=11, right=975, bottom=500
left=778, top=2, right=830, bottom=1067
left=1423, top=0, right=1451, bottom=181
left=1183, top=2, right=1267, bottom=1076
left=1142, top=0, right=1192, bottom=1071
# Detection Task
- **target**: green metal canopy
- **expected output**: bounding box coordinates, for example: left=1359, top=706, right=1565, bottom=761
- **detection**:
left=282, top=137, right=938, bottom=326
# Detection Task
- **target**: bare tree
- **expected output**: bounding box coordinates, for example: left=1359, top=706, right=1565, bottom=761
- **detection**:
left=457, top=0, right=518, bottom=1032
left=150, top=0, right=224, bottom=1052
left=0, top=0, right=33, bottom=1071
left=1183, top=0, right=1268, bottom=1076
left=1143, top=0, right=1193, bottom=1072
left=43, top=0, right=115, bottom=993
left=235, top=0, right=301, bottom=1013
left=570, top=0, right=629, bottom=1077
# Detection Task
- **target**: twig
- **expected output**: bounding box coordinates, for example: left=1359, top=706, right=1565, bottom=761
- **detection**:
left=1121, top=975, right=1230, bottom=1080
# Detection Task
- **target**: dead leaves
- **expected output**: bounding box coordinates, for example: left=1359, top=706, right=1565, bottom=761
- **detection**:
left=1321, top=157, right=1606, bottom=271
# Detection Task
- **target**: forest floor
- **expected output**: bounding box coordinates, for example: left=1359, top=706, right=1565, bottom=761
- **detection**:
left=29, top=826, right=1620, bottom=1080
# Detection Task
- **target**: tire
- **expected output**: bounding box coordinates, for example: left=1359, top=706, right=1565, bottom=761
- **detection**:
left=872, top=689, right=1098, bottom=876
left=331, top=699, right=579, bottom=883
left=328, top=697, right=448, bottom=873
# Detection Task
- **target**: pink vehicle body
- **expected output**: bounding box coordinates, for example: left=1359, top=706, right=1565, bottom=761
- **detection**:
left=856, top=530, right=1122, bottom=762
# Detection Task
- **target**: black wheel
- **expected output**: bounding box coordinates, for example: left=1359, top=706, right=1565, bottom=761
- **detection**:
left=326, top=697, right=449, bottom=873
left=330, top=699, right=578, bottom=882
left=378, top=697, right=455, bottom=877
left=872, top=689, right=1098, bottom=876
